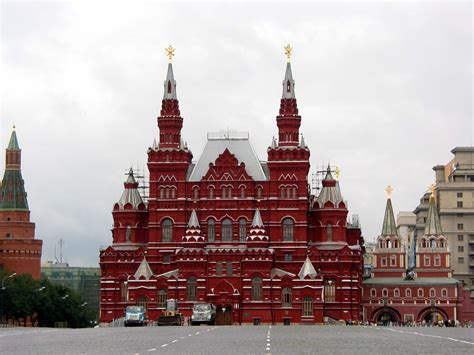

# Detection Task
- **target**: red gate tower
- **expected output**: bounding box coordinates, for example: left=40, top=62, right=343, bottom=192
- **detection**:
left=100, top=45, right=364, bottom=325
left=0, top=127, right=42, bottom=279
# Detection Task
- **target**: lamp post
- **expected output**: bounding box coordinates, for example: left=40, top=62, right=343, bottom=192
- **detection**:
left=1, top=272, right=17, bottom=324
left=32, top=286, right=46, bottom=327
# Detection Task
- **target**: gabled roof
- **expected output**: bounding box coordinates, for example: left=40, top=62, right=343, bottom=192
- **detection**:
left=134, top=257, right=153, bottom=280
left=188, top=134, right=267, bottom=181
left=156, top=269, right=179, bottom=279
left=424, top=195, right=443, bottom=236
left=271, top=268, right=296, bottom=279
left=298, top=257, right=318, bottom=280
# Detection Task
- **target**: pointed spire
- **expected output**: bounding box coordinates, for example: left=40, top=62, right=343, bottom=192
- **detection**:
left=7, top=127, right=19, bottom=150
left=299, top=134, right=306, bottom=149
left=324, top=164, right=335, bottom=181
left=251, top=208, right=264, bottom=227
left=163, top=63, right=177, bottom=100
left=282, top=62, right=296, bottom=99
left=134, top=256, right=153, bottom=280
left=248, top=208, right=268, bottom=242
left=424, top=194, right=443, bottom=235
left=152, top=138, right=157, bottom=150
left=271, top=136, right=277, bottom=149
left=298, top=257, right=317, bottom=280
left=381, top=196, right=398, bottom=236
left=187, top=209, right=200, bottom=228
left=117, top=168, right=144, bottom=209
left=317, top=165, right=343, bottom=208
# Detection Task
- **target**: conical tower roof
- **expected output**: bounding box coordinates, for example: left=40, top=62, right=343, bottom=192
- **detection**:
left=163, top=63, right=177, bottom=100
left=187, top=209, right=200, bottom=228
left=282, top=62, right=296, bottom=99
left=424, top=195, right=443, bottom=236
left=117, top=168, right=144, bottom=209
left=381, top=198, right=398, bottom=236
left=248, top=208, right=268, bottom=242
left=0, top=128, right=28, bottom=210
left=317, top=165, right=343, bottom=207
left=251, top=208, right=264, bottom=227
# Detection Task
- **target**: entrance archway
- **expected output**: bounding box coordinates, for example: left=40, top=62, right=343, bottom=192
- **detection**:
left=418, top=307, right=448, bottom=324
left=215, top=305, right=233, bottom=325
left=372, top=307, right=401, bottom=325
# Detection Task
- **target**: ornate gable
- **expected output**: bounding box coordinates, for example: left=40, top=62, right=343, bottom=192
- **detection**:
left=202, top=148, right=253, bottom=181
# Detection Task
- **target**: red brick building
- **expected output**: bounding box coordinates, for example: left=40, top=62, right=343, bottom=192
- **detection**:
left=100, top=51, right=364, bottom=325
left=0, top=128, right=42, bottom=279
left=362, top=190, right=463, bottom=324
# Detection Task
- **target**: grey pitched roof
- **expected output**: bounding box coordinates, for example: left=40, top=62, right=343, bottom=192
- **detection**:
left=187, top=209, right=200, bottom=228
left=298, top=257, right=318, bottom=280
left=424, top=195, right=443, bottom=235
left=188, top=134, right=267, bottom=181
left=317, top=166, right=343, bottom=207
left=163, top=63, right=177, bottom=100
left=271, top=268, right=296, bottom=279
left=117, top=168, right=144, bottom=209
left=363, top=277, right=460, bottom=286
left=282, top=62, right=296, bottom=99
left=156, top=269, right=179, bottom=279
left=134, top=257, right=153, bottom=280
left=381, top=198, right=398, bottom=236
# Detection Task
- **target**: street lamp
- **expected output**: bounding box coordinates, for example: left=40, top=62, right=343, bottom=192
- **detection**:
left=61, top=294, right=69, bottom=300
left=1, top=272, right=17, bottom=324
left=81, top=302, right=88, bottom=307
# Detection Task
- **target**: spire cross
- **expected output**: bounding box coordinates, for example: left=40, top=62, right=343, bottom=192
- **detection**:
left=165, top=45, right=175, bottom=63
left=385, top=185, right=393, bottom=199
left=335, top=167, right=340, bottom=181
left=284, top=44, right=292, bottom=63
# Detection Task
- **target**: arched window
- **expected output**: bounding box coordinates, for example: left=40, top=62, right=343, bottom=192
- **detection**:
left=239, top=218, right=246, bottom=242
left=283, top=218, right=294, bottom=241
left=280, top=187, right=285, bottom=198
left=326, top=224, right=332, bottom=242
left=256, top=186, right=262, bottom=199
left=430, top=288, right=435, bottom=297
left=160, top=188, right=164, bottom=199
left=302, top=296, right=313, bottom=316
left=165, top=188, right=170, bottom=199
left=371, top=288, right=376, bottom=297
left=431, top=239, right=436, bottom=248
left=324, top=280, right=335, bottom=302
left=390, top=255, right=397, bottom=267
left=187, top=277, right=197, bottom=301
left=418, top=288, right=424, bottom=297
left=394, top=288, right=400, bottom=297
left=292, top=187, right=297, bottom=198
left=157, top=289, right=167, bottom=308
left=282, top=287, right=292, bottom=308
left=240, top=186, right=245, bottom=198
left=125, top=224, right=132, bottom=242
left=120, top=281, right=128, bottom=302
left=406, top=288, right=412, bottom=297
left=441, top=288, right=447, bottom=298
left=424, top=255, right=430, bottom=266
left=434, top=254, right=441, bottom=266
left=193, top=187, right=199, bottom=200
left=207, top=219, right=215, bottom=242
left=252, top=277, right=262, bottom=301
left=382, top=288, right=388, bottom=298
left=209, top=187, right=214, bottom=199
left=222, top=218, right=232, bottom=242
left=137, top=295, right=148, bottom=310
left=171, top=188, right=176, bottom=198
left=162, top=219, right=173, bottom=242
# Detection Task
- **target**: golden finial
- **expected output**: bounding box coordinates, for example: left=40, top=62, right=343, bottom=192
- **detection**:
left=165, top=45, right=175, bottom=63
left=430, top=183, right=436, bottom=198
left=335, top=166, right=340, bottom=181
left=385, top=185, right=393, bottom=199
left=284, top=44, right=292, bottom=63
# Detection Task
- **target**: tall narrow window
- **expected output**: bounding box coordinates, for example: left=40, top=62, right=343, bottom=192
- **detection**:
left=326, top=224, right=332, bottom=242
left=240, top=186, right=245, bottom=198
left=125, top=224, right=132, bottom=242
left=157, top=289, right=167, bottom=308
left=187, top=277, right=197, bottom=301
left=226, top=262, right=233, bottom=277
left=434, top=254, right=441, bottom=266
left=207, top=219, right=215, bottom=242
left=120, top=282, right=128, bottom=302
left=162, top=219, right=173, bottom=242
left=283, top=218, right=294, bottom=241
left=193, top=187, right=199, bottom=200
left=222, top=218, right=232, bottom=242
left=239, top=219, right=246, bottom=242
left=256, top=186, right=262, bottom=199
left=302, top=296, right=313, bottom=316
left=430, top=288, right=435, bottom=297
left=252, top=277, right=262, bottom=301
left=209, top=187, right=214, bottom=199
left=324, top=280, right=335, bottom=302
left=216, top=261, right=223, bottom=276
left=405, top=289, right=412, bottom=297
left=282, top=287, right=292, bottom=308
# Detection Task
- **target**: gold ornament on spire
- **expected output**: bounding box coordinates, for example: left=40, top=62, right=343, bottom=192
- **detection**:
left=284, top=44, right=292, bottom=63
left=385, top=185, right=393, bottom=199
left=165, top=45, right=175, bottom=63
left=335, top=167, right=340, bottom=181
left=430, top=183, right=436, bottom=198
left=12, top=124, right=16, bottom=131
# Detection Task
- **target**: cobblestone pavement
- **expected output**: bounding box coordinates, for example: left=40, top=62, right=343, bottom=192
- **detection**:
left=1, top=325, right=473, bottom=354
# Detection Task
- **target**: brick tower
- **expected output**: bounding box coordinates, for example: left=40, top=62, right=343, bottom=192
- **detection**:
left=0, top=127, right=42, bottom=279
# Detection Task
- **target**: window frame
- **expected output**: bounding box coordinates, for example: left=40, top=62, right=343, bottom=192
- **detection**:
left=162, top=219, right=173, bottom=242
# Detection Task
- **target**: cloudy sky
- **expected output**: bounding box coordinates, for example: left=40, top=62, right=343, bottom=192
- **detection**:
left=1, top=1, right=472, bottom=266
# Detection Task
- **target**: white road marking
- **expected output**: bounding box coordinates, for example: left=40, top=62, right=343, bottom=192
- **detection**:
left=181, top=336, right=185, bottom=339
left=385, top=328, right=474, bottom=346
left=172, top=339, right=178, bottom=343
left=161, top=344, right=168, bottom=348
left=147, top=348, right=156, bottom=352
left=195, top=331, right=200, bottom=335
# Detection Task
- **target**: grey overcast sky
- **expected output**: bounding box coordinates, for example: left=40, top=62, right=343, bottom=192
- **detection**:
left=1, top=1, right=472, bottom=266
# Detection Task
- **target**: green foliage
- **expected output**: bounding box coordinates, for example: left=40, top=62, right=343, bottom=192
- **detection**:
left=0, top=271, right=95, bottom=328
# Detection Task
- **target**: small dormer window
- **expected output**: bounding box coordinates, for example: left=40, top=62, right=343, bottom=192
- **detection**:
left=287, top=80, right=291, bottom=93
left=167, top=80, right=172, bottom=94
left=125, top=225, right=131, bottom=242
